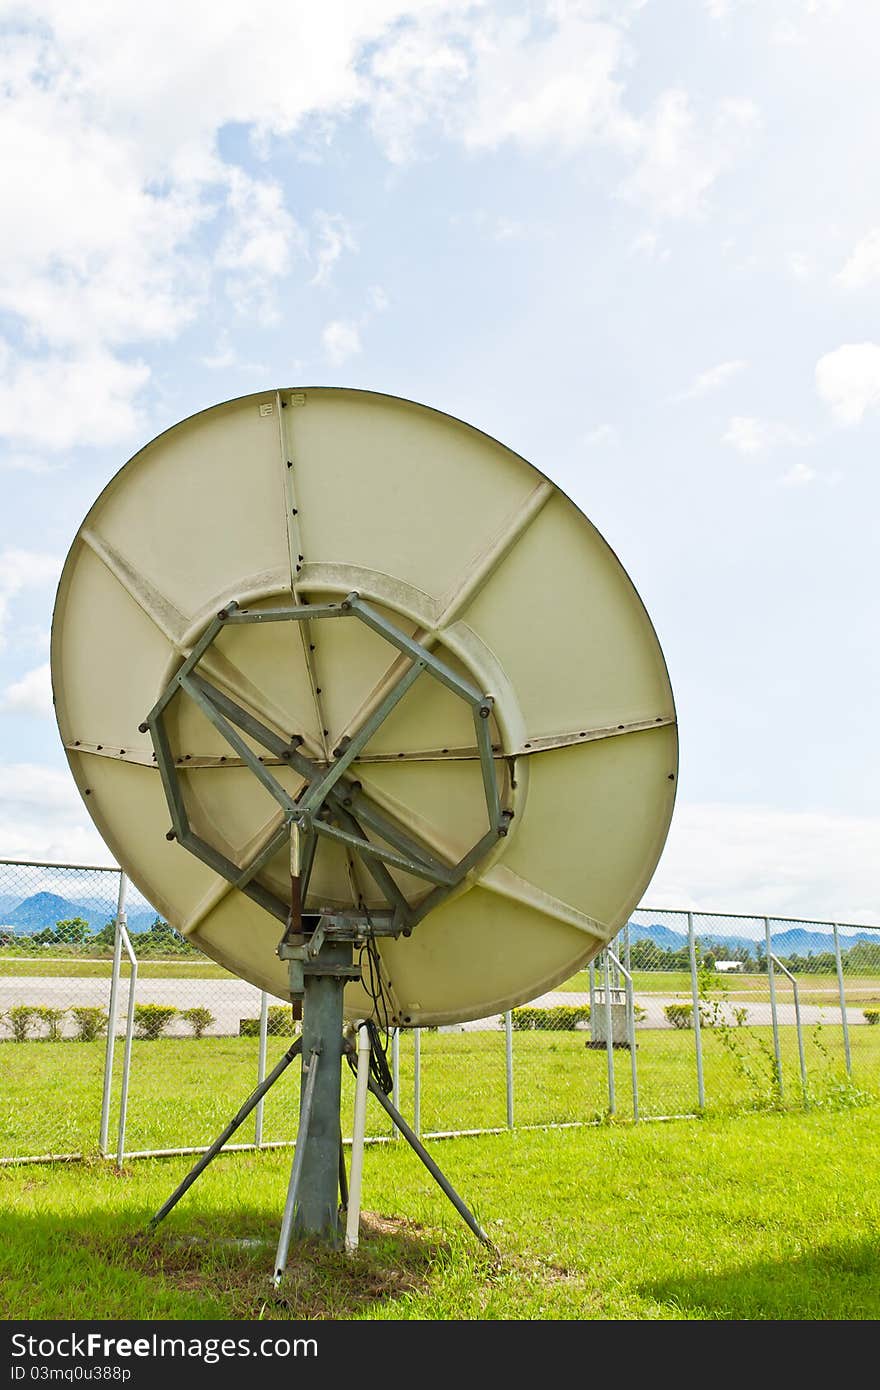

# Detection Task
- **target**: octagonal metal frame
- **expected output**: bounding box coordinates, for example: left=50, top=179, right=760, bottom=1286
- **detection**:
left=141, top=592, right=511, bottom=938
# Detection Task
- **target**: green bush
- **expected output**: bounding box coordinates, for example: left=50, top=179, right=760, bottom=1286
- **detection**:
left=71, top=1007, right=107, bottom=1042
left=510, top=1005, right=591, bottom=1031
left=133, top=1004, right=178, bottom=1039
left=180, top=1006, right=215, bottom=1039
left=239, top=1005, right=297, bottom=1037
left=864, top=1009, right=879, bottom=1026
left=31, top=1006, right=65, bottom=1041
left=5, top=1006, right=35, bottom=1042
left=665, top=1002, right=694, bottom=1029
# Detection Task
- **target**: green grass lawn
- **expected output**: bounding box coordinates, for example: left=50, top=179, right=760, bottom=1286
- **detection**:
left=2, top=1024, right=876, bottom=1160
left=0, top=958, right=234, bottom=979
left=560, top=968, right=880, bottom=1003
left=0, top=1104, right=877, bottom=1320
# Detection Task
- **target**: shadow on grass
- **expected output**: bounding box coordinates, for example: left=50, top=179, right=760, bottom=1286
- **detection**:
left=0, top=1187, right=484, bottom=1320
left=104, top=1209, right=459, bottom=1319
left=642, top=1236, right=880, bottom=1320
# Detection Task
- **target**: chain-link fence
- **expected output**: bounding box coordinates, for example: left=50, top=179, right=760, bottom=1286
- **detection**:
left=2, top=857, right=878, bottom=1164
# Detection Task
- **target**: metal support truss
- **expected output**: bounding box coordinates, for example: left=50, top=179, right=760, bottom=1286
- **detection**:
left=141, top=593, right=511, bottom=940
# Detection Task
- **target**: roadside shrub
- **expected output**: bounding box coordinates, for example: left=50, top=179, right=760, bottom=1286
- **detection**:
left=71, top=1007, right=107, bottom=1041
left=32, top=1006, right=65, bottom=1041
left=5, top=1005, right=35, bottom=1042
left=665, top=1002, right=694, bottom=1029
left=180, top=1006, right=215, bottom=1039
left=864, top=1009, right=879, bottom=1026
left=133, top=1004, right=178, bottom=1039
left=510, top=1005, right=590, bottom=1031
left=239, top=1005, right=297, bottom=1037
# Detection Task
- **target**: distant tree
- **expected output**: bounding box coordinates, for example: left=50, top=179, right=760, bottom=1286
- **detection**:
left=55, top=917, right=92, bottom=945
left=136, top=917, right=196, bottom=956
left=92, top=920, right=118, bottom=948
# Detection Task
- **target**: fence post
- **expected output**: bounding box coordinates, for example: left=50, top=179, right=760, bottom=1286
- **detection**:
left=764, top=917, right=783, bottom=1098
left=832, top=924, right=852, bottom=1077
left=254, top=991, right=269, bottom=1147
left=100, top=872, right=127, bottom=1154
left=504, top=1010, right=514, bottom=1129
left=413, top=1028, right=421, bottom=1137
left=608, top=950, right=638, bottom=1123
left=770, top=954, right=808, bottom=1107
left=115, top=918, right=138, bottom=1167
left=391, top=1027, right=400, bottom=1140
left=687, top=912, right=705, bottom=1111
left=602, top=950, right=615, bottom=1115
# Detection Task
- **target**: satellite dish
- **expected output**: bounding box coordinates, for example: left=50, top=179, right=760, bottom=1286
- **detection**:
left=52, top=387, right=677, bottom=1260
left=51, top=388, right=677, bottom=1027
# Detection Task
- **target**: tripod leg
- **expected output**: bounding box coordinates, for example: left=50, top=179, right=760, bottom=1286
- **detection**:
left=273, top=1046, right=321, bottom=1285
left=338, top=1126, right=349, bottom=1212
left=149, top=1038, right=303, bottom=1229
left=366, top=1078, right=496, bottom=1252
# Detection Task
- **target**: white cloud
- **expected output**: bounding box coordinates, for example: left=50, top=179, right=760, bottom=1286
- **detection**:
left=621, top=90, right=760, bottom=220
left=0, top=349, right=149, bottom=452
left=584, top=423, right=619, bottom=447
left=815, top=343, right=880, bottom=425
left=0, top=6, right=395, bottom=448
left=309, top=211, right=358, bottom=286
left=722, top=415, right=809, bottom=454
left=835, top=229, right=880, bottom=290
left=675, top=359, right=747, bottom=401
left=0, top=2, right=762, bottom=464
left=0, top=550, right=62, bottom=651
left=2, top=663, right=52, bottom=718
left=779, top=461, right=816, bottom=487
left=646, top=801, right=880, bottom=927
left=367, top=284, right=390, bottom=312
left=787, top=251, right=813, bottom=280
left=0, top=762, right=111, bottom=865
left=454, top=12, right=638, bottom=157
left=0, top=452, right=59, bottom=474
left=629, top=229, right=669, bottom=261
left=322, top=320, right=362, bottom=367
left=216, top=169, right=303, bottom=322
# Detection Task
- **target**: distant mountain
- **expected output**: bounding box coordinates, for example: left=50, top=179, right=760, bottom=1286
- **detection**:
left=627, top=921, right=688, bottom=952
left=1, top=891, right=158, bottom=935
left=627, top=920, right=876, bottom=956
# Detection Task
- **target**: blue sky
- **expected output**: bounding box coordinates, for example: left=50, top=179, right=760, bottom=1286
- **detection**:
left=0, top=0, right=877, bottom=922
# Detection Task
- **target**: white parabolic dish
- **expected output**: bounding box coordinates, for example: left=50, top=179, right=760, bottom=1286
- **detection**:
left=51, top=388, right=677, bottom=1026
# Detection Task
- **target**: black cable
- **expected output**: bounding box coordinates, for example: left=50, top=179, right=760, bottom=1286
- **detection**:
left=352, top=902, right=394, bottom=1094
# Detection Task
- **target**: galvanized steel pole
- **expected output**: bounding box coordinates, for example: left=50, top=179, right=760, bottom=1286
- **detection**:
left=603, top=950, right=615, bottom=1115
left=366, top=1078, right=494, bottom=1251
left=100, top=872, right=127, bottom=1154
left=115, top=917, right=138, bottom=1168
left=504, top=1010, right=514, bottom=1129
left=764, top=917, right=783, bottom=1097
left=771, top=954, right=808, bottom=1106
left=254, top=990, right=270, bottom=1147
left=391, top=1026, right=400, bottom=1139
left=832, top=924, right=852, bottom=1077
left=274, top=1046, right=321, bottom=1283
left=150, top=1038, right=303, bottom=1229
left=687, top=912, right=705, bottom=1111
left=292, top=941, right=350, bottom=1240
left=413, top=1027, right=421, bottom=1137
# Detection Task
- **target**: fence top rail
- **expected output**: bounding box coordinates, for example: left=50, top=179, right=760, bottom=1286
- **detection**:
left=0, top=857, right=121, bottom=873
left=638, top=905, right=878, bottom=933
left=0, top=856, right=876, bottom=936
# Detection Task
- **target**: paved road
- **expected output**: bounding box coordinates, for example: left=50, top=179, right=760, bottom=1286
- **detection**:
left=0, top=977, right=870, bottom=1038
